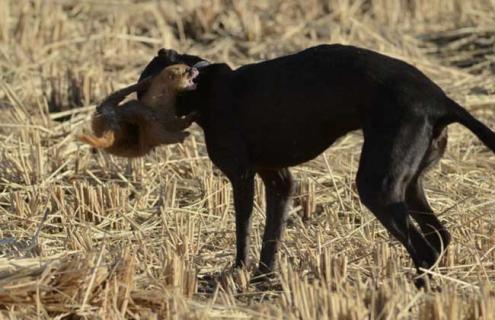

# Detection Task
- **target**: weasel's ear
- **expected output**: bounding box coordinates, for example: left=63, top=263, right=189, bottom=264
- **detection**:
left=159, top=70, right=173, bottom=82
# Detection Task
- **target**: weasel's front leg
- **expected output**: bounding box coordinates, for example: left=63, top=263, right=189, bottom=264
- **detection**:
left=161, top=111, right=198, bottom=132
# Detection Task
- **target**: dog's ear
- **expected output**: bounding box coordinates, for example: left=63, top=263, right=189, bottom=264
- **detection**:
left=157, top=49, right=179, bottom=62
left=138, top=51, right=173, bottom=99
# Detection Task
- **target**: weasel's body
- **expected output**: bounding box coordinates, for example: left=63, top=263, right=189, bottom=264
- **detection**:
left=79, top=64, right=198, bottom=157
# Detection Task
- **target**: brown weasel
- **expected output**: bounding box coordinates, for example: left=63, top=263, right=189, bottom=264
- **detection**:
left=78, top=64, right=198, bottom=157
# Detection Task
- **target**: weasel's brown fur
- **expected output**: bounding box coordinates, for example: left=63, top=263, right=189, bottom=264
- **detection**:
left=78, top=64, right=197, bottom=157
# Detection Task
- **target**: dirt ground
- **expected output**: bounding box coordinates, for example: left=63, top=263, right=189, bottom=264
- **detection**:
left=0, top=0, right=494, bottom=319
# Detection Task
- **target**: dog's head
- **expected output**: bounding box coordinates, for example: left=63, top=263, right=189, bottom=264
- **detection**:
left=137, top=49, right=208, bottom=99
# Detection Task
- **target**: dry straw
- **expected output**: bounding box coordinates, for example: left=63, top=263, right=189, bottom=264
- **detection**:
left=0, top=0, right=494, bottom=318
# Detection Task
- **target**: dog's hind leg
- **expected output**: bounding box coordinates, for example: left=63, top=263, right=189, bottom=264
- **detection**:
left=356, top=116, right=439, bottom=287
left=406, top=128, right=451, bottom=254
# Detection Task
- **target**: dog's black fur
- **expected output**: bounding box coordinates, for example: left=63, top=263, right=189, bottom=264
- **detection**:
left=139, top=45, right=495, bottom=287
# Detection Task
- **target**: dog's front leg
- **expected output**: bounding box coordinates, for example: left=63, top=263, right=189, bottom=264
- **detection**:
left=256, top=168, right=294, bottom=277
left=204, top=120, right=254, bottom=268
left=227, top=169, right=255, bottom=268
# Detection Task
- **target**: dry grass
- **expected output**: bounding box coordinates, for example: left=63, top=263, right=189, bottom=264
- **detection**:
left=0, top=0, right=494, bottom=318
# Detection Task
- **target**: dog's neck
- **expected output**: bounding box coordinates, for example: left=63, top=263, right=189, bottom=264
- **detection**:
left=175, top=63, right=233, bottom=128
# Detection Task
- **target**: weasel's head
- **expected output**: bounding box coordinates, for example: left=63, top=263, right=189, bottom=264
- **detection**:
left=157, top=64, right=199, bottom=92
left=137, top=48, right=209, bottom=100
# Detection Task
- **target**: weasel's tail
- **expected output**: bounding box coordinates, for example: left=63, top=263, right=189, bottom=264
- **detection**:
left=444, top=97, right=495, bottom=152
left=100, top=76, right=152, bottom=106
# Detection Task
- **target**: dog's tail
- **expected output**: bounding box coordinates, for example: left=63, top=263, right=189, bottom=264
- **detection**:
left=444, top=97, right=495, bottom=152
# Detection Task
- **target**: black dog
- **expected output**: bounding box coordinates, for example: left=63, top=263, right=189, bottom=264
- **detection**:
left=138, top=45, right=495, bottom=286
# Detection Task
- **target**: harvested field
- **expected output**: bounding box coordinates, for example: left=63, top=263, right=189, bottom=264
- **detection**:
left=0, top=0, right=494, bottom=318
